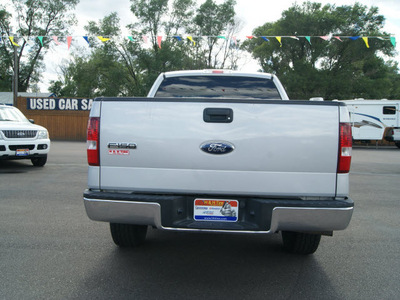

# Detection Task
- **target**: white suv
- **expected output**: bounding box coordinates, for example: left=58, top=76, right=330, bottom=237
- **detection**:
left=0, top=104, right=50, bottom=166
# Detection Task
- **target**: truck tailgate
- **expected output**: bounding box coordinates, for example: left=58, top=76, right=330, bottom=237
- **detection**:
left=98, top=99, right=340, bottom=197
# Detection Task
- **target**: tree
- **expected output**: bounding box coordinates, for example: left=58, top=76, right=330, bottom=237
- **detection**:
left=129, top=0, right=202, bottom=90
left=193, top=0, right=237, bottom=68
left=244, top=2, right=399, bottom=100
left=129, top=0, right=240, bottom=91
left=0, top=0, right=79, bottom=92
left=50, top=13, right=147, bottom=97
left=52, top=0, right=241, bottom=97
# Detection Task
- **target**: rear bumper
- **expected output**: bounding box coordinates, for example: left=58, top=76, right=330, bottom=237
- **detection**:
left=83, top=190, right=354, bottom=234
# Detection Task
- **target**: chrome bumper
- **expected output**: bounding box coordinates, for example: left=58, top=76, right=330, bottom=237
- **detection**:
left=84, top=196, right=353, bottom=234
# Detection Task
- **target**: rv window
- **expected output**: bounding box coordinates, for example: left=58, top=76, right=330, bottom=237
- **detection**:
left=383, top=106, right=396, bottom=115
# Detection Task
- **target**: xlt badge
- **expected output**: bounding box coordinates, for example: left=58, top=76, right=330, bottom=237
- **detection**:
left=200, top=141, right=235, bottom=155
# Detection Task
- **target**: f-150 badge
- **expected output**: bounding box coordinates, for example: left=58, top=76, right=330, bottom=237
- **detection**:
left=200, top=141, right=235, bottom=155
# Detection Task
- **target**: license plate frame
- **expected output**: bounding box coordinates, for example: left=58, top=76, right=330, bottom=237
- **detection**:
left=194, top=199, right=238, bottom=222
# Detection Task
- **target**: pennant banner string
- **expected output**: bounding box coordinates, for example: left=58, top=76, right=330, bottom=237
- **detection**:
left=1, top=34, right=395, bottom=49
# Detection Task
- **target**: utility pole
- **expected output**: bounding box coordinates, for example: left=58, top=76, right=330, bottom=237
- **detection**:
left=13, top=43, right=18, bottom=106
left=10, top=28, right=18, bottom=107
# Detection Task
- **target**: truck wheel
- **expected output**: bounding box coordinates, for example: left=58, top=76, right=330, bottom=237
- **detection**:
left=31, top=156, right=47, bottom=167
left=281, top=231, right=321, bottom=255
left=395, top=142, right=400, bottom=149
left=110, top=223, right=147, bottom=247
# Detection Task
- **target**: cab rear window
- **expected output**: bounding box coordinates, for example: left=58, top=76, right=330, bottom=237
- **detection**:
left=155, top=76, right=281, bottom=99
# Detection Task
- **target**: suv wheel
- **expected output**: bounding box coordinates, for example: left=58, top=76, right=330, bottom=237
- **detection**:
left=31, top=155, right=47, bottom=167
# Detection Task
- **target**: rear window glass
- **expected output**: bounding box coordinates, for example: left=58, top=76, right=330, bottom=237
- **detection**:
left=154, top=75, right=281, bottom=99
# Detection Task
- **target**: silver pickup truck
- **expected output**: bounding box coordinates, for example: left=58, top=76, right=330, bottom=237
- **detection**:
left=83, top=70, right=354, bottom=254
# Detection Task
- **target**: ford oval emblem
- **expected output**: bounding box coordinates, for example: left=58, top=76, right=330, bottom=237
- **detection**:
left=200, top=141, right=235, bottom=155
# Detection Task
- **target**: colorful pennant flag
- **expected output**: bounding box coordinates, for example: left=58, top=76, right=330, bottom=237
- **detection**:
left=261, top=36, right=269, bottom=42
left=67, top=36, right=72, bottom=50
left=38, top=36, right=44, bottom=46
left=142, top=36, right=148, bottom=43
left=276, top=36, right=282, bottom=47
left=349, top=36, right=360, bottom=40
left=97, top=36, right=110, bottom=42
left=52, top=36, right=61, bottom=45
left=362, top=37, right=370, bottom=48
left=157, top=36, right=162, bottom=49
left=187, top=36, right=195, bottom=46
left=173, top=36, right=182, bottom=41
left=9, top=36, right=20, bottom=47
left=390, top=36, right=396, bottom=47
left=305, top=36, right=311, bottom=45
left=246, top=36, right=254, bottom=39
left=232, top=36, right=237, bottom=45
left=83, top=36, right=90, bottom=45
left=23, top=37, right=36, bottom=47
left=128, top=36, right=135, bottom=42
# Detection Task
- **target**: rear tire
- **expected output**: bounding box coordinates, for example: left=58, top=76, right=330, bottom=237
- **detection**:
left=110, top=223, right=148, bottom=247
left=281, top=231, right=321, bottom=255
left=31, top=155, right=47, bottom=167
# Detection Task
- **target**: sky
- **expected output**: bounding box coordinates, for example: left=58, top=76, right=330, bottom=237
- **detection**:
left=4, top=0, right=400, bottom=91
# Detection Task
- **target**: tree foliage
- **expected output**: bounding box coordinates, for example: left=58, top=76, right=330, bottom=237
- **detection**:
left=51, top=0, right=240, bottom=97
left=129, top=0, right=201, bottom=90
left=193, top=0, right=237, bottom=68
left=49, top=1, right=399, bottom=100
left=49, top=13, right=143, bottom=97
left=0, top=0, right=78, bottom=92
left=244, top=2, right=400, bottom=100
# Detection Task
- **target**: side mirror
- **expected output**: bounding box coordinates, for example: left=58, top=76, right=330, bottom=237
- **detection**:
left=29, top=119, right=35, bottom=124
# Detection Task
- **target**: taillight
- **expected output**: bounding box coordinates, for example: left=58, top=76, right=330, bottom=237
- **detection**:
left=338, top=123, right=352, bottom=173
left=87, top=117, right=100, bottom=166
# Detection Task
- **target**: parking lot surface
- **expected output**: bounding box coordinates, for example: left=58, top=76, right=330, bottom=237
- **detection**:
left=1, top=142, right=399, bottom=299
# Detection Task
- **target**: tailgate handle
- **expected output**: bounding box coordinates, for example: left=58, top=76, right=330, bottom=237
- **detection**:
left=203, top=108, right=233, bottom=123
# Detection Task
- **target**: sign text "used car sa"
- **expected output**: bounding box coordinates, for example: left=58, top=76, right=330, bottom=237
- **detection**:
left=27, top=98, right=93, bottom=111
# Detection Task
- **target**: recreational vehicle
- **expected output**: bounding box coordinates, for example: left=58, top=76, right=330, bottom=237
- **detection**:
left=338, top=99, right=400, bottom=148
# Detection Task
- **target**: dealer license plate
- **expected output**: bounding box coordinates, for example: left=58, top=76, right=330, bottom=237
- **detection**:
left=16, top=149, right=30, bottom=156
left=194, top=199, right=238, bottom=222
